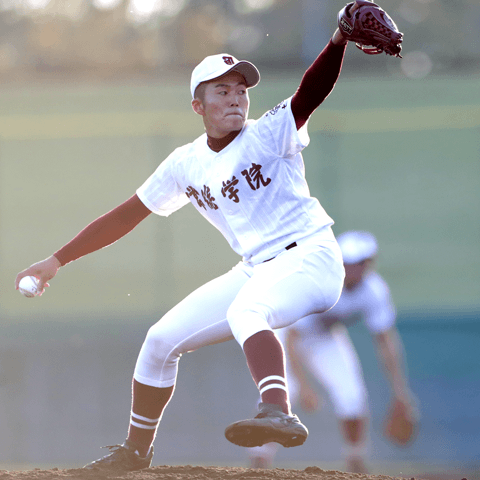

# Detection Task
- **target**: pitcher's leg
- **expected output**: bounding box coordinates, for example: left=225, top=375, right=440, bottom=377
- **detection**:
left=228, top=243, right=344, bottom=345
left=224, top=244, right=343, bottom=449
left=134, top=265, right=249, bottom=389
left=243, top=330, right=289, bottom=413
left=85, top=264, right=249, bottom=470
left=228, top=244, right=343, bottom=408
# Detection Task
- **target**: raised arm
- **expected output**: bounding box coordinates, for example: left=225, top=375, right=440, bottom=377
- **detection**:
left=291, top=0, right=376, bottom=130
left=291, top=20, right=350, bottom=130
left=15, top=193, right=152, bottom=295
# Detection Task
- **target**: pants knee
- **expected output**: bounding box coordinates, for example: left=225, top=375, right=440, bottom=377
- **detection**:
left=227, top=307, right=272, bottom=348
left=134, top=324, right=181, bottom=388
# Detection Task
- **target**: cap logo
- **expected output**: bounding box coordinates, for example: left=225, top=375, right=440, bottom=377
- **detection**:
left=222, top=56, right=235, bottom=65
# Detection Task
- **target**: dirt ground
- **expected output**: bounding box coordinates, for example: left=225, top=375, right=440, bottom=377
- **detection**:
left=0, top=465, right=440, bottom=480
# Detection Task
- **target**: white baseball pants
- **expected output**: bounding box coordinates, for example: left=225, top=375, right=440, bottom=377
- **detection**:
left=134, top=233, right=345, bottom=389
left=278, top=323, right=369, bottom=418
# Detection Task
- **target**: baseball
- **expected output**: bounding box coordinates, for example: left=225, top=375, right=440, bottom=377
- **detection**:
left=18, top=275, right=39, bottom=298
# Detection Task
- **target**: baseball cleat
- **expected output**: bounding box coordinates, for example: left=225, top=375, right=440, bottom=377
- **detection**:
left=224, top=402, right=308, bottom=448
left=83, top=439, right=153, bottom=471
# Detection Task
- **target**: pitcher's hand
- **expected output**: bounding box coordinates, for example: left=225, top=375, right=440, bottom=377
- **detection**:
left=15, top=255, right=61, bottom=296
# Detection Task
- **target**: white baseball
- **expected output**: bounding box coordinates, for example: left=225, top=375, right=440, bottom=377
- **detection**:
left=19, top=275, right=39, bottom=298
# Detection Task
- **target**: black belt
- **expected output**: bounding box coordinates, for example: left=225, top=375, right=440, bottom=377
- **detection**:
left=263, top=242, right=297, bottom=263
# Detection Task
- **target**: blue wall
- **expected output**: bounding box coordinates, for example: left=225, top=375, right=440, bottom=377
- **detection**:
left=0, top=311, right=478, bottom=476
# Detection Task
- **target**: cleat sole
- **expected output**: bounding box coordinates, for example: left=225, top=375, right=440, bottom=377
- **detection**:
left=225, top=422, right=307, bottom=448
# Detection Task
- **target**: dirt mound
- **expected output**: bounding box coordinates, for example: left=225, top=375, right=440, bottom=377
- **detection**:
left=0, top=465, right=422, bottom=480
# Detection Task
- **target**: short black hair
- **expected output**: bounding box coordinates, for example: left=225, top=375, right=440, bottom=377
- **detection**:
left=194, top=82, right=207, bottom=102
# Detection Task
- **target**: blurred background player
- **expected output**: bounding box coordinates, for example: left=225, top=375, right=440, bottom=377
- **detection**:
left=248, top=230, right=419, bottom=473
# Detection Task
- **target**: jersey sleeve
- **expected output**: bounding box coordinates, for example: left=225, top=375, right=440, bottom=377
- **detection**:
left=136, top=151, right=189, bottom=217
left=363, top=274, right=396, bottom=333
left=254, top=96, right=310, bottom=158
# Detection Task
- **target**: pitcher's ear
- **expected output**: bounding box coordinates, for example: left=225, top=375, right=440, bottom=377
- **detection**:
left=192, top=98, right=205, bottom=116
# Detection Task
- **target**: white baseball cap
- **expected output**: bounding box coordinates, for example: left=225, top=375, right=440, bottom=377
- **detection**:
left=190, top=53, right=260, bottom=98
left=337, top=231, right=378, bottom=264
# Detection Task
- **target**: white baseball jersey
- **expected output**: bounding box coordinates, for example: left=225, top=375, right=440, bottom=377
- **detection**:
left=291, top=270, right=396, bottom=340
left=136, top=97, right=334, bottom=265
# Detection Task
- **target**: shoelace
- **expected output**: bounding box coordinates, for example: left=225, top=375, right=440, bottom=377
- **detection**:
left=102, top=444, right=125, bottom=451
left=100, top=443, right=148, bottom=459
left=92, top=444, right=128, bottom=461
left=256, top=411, right=301, bottom=426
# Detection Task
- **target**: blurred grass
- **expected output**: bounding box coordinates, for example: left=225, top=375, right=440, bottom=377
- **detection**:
left=0, top=77, right=478, bottom=137
left=1, top=73, right=479, bottom=322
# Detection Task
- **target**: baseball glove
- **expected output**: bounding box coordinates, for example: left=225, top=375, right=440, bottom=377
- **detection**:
left=338, top=0, right=403, bottom=57
left=383, top=398, right=419, bottom=446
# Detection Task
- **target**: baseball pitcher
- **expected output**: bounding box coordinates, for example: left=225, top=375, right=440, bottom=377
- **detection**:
left=15, top=1, right=403, bottom=472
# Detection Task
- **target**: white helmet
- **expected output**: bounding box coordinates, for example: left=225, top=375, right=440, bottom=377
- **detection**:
left=337, top=231, right=378, bottom=264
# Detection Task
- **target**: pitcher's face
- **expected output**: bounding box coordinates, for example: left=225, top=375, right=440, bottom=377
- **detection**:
left=193, top=71, right=250, bottom=138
